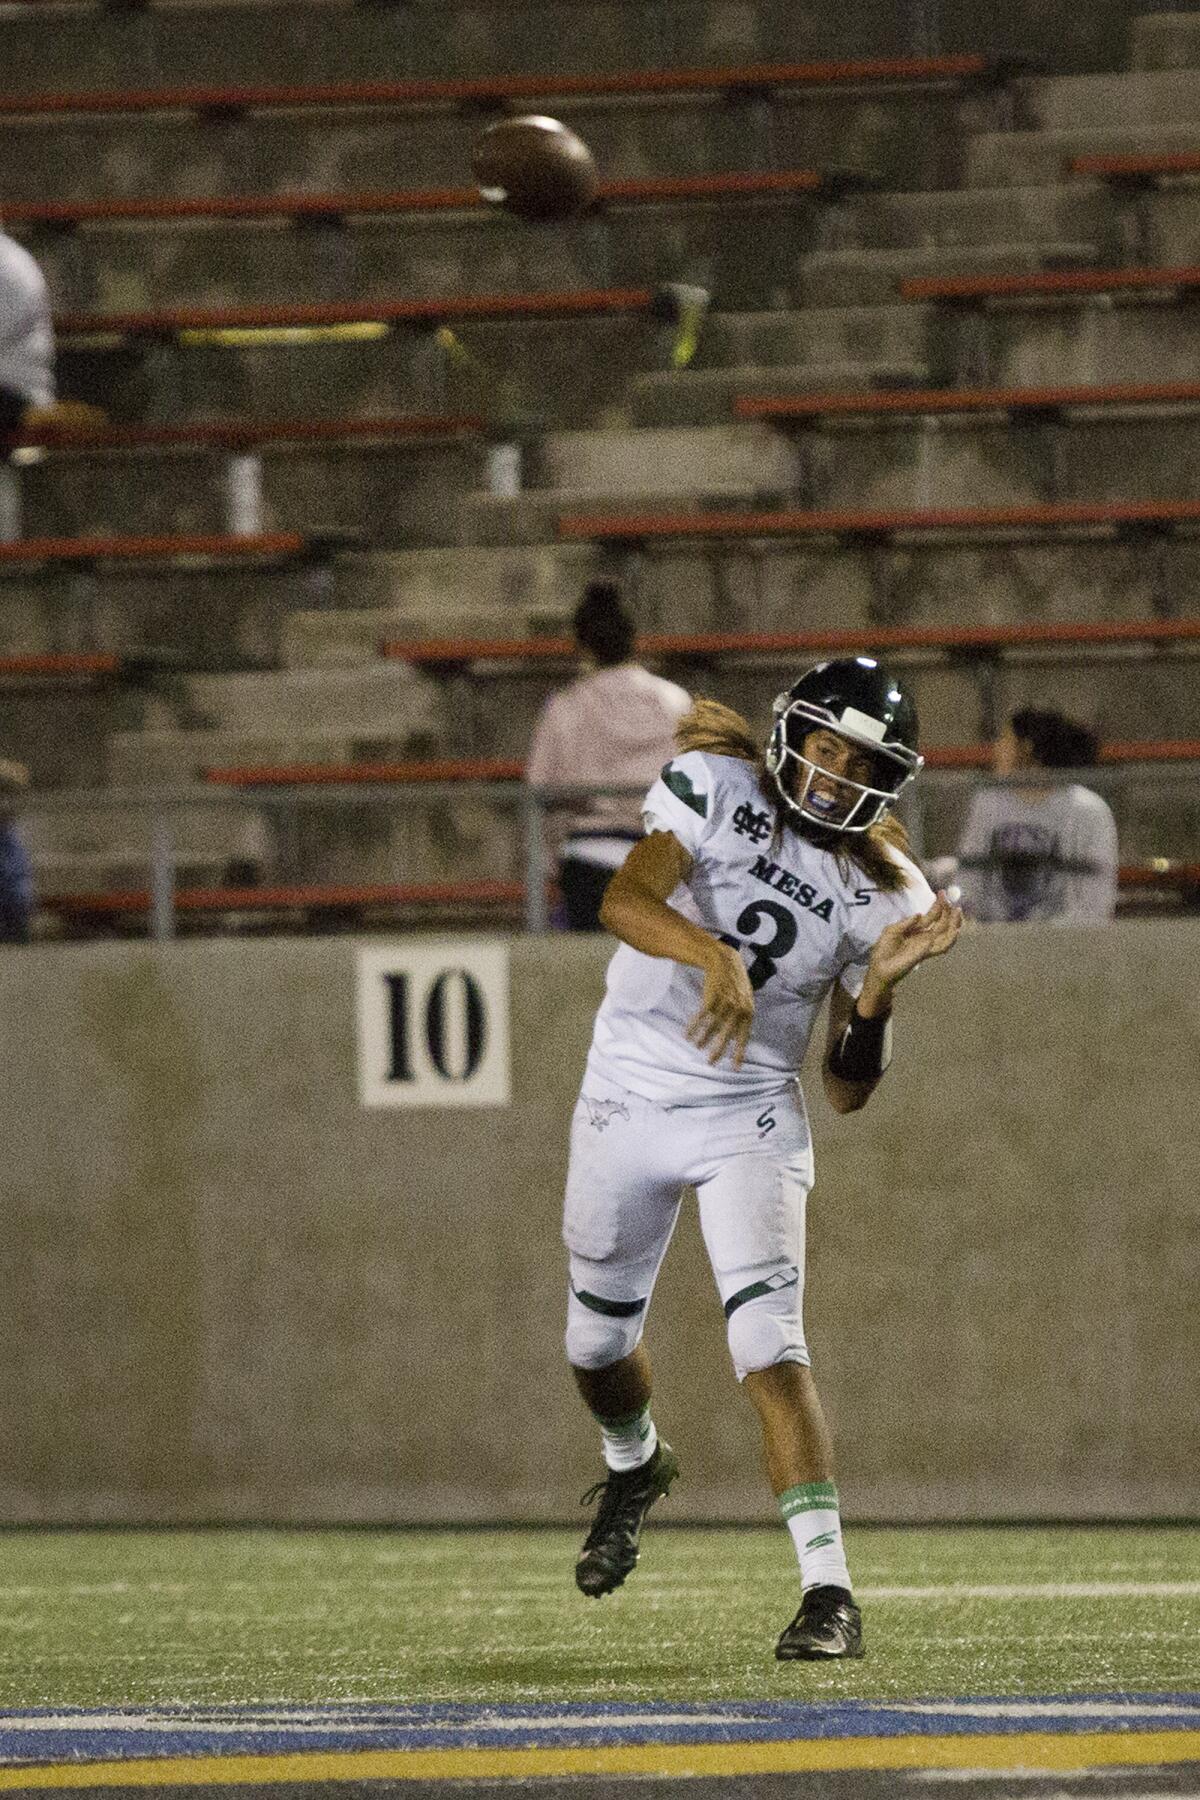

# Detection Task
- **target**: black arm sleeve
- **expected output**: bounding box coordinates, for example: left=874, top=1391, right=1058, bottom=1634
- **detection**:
left=827, top=1004, right=893, bottom=1081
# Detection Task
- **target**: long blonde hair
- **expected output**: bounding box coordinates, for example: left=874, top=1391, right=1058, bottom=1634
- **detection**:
left=675, top=698, right=915, bottom=893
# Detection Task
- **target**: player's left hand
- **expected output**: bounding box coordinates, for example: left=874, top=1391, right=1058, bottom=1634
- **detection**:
left=686, top=940, right=756, bottom=1069
left=866, top=890, right=963, bottom=993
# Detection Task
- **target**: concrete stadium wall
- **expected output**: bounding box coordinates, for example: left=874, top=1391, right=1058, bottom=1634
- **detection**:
left=0, top=921, right=1196, bottom=1525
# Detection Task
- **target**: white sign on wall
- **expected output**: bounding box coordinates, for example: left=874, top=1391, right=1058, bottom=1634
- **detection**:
left=356, top=941, right=511, bottom=1109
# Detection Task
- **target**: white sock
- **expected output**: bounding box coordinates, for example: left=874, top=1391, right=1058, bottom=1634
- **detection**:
left=598, top=1404, right=658, bottom=1473
left=779, top=1480, right=853, bottom=1592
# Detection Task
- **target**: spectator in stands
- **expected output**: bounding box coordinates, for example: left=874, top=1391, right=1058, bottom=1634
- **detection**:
left=0, top=757, right=34, bottom=943
left=0, top=227, right=106, bottom=440
left=953, top=709, right=1118, bottom=923
left=526, top=583, right=690, bottom=931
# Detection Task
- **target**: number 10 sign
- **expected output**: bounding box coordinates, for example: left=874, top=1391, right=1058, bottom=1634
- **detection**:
left=356, top=942, right=512, bottom=1108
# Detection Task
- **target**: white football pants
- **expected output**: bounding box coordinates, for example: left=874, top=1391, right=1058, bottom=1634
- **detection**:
left=563, top=1078, right=814, bottom=1382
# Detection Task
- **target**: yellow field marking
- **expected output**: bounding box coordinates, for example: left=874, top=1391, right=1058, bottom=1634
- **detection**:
left=0, top=1729, right=1196, bottom=1788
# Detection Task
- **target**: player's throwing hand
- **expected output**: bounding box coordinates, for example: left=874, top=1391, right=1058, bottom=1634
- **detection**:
left=866, top=890, right=963, bottom=991
left=686, top=941, right=756, bottom=1069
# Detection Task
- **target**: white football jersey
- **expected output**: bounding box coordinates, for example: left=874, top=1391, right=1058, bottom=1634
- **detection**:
left=586, top=750, right=935, bottom=1104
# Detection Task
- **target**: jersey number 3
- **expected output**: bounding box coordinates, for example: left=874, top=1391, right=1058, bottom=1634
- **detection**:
left=719, top=899, right=798, bottom=991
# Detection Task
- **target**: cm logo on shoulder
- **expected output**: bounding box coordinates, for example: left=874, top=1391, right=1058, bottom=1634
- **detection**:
left=357, top=942, right=511, bottom=1108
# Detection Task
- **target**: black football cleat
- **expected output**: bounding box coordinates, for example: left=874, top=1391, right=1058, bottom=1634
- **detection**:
left=575, top=1441, right=680, bottom=1598
left=775, top=1584, right=865, bottom=1660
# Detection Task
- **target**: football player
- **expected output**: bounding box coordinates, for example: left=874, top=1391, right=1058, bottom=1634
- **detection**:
left=563, top=656, right=962, bottom=1660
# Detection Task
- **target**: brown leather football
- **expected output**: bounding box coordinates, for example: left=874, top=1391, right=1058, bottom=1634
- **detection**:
left=471, top=115, right=599, bottom=223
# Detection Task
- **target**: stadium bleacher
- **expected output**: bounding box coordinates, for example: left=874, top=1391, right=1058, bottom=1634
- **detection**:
left=1, top=1, right=1198, bottom=927
left=733, top=381, right=1200, bottom=424
left=1070, top=151, right=1200, bottom=184
left=380, top=618, right=1200, bottom=667
left=2, top=170, right=876, bottom=230
left=899, top=264, right=1200, bottom=303
left=557, top=499, right=1200, bottom=542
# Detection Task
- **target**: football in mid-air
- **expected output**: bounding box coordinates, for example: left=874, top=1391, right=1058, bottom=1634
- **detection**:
left=471, top=114, right=599, bottom=223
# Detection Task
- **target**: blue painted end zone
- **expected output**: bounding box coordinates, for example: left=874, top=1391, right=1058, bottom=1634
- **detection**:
left=0, top=1695, right=1197, bottom=1767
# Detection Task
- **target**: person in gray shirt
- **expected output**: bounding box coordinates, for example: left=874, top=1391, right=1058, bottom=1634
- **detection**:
left=0, top=227, right=105, bottom=438
left=953, top=709, right=1118, bottom=924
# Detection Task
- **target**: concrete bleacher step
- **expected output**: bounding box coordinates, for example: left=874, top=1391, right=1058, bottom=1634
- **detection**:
left=278, top=536, right=1200, bottom=716
left=0, top=4, right=675, bottom=97
left=329, top=542, right=597, bottom=633
left=462, top=485, right=797, bottom=548
left=30, top=201, right=828, bottom=318
left=35, top=213, right=613, bottom=315
left=461, top=639, right=1200, bottom=765
left=180, top=662, right=446, bottom=734
left=60, top=312, right=657, bottom=432
left=629, top=361, right=929, bottom=428
left=797, top=241, right=1099, bottom=307
left=31, top=848, right=251, bottom=894
left=973, top=304, right=1200, bottom=391
left=1115, top=781, right=1200, bottom=861
left=462, top=421, right=1200, bottom=542
left=106, top=728, right=442, bottom=788
left=21, top=803, right=267, bottom=864
left=699, top=306, right=930, bottom=371
left=1020, top=69, right=1200, bottom=132
left=0, top=3, right=1151, bottom=104
left=1133, top=12, right=1200, bottom=73
left=1, top=5, right=1013, bottom=104
left=0, top=560, right=345, bottom=667
left=23, top=180, right=1125, bottom=320
left=1139, top=188, right=1200, bottom=271
left=106, top=660, right=450, bottom=783
left=281, top=605, right=533, bottom=669
left=0, top=78, right=977, bottom=209
left=270, top=806, right=523, bottom=889
left=0, top=103, right=758, bottom=208
left=845, top=184, right=1115, bottom=254
left=15, top=439, right=483, bottom=547
left=535, top=423, right=799, bottom=494
left=967, top=125, right=1200, bottom=189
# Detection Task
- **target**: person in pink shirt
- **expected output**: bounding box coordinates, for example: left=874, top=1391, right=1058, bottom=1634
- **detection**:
left=526, top=584, right=691, bottom=930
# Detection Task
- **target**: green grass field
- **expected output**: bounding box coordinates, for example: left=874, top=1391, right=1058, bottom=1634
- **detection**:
left=0, top=1525, right=1196, bottom=1712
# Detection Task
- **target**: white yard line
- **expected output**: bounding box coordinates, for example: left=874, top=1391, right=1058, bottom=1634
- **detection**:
left=0, top=1709, right=756, bottom=1737
left=891, top=1702, right=1200, bottom=1720
left=860, top=1582, right=1200, bottom=1601
left=0, top=1577, right=1192, bottom=1603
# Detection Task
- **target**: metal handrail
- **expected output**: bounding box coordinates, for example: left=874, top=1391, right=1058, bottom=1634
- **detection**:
left=15, top=763, right=1199, bottom=940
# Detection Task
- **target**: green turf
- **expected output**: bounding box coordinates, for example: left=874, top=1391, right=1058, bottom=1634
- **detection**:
left=0, top=1526, right=1196, bottom=1710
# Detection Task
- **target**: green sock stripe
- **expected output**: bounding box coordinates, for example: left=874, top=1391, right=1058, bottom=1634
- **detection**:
left=596, top=1405, right=651, bottom=1435
left=778, top=1481, right=839, bottom=1520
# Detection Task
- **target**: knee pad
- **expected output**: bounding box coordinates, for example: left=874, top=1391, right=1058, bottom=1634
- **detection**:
left=564, top=1281, right=646, bottom=1370
left=723, top=1264, right=809, bottom=1381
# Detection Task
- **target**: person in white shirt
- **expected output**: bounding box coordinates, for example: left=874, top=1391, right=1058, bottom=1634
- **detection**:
left=525, top=583, right=690, bottom=930
left=954, top=710, right=1118, bottom=924
left=0, top=227, right=106, bottom=440
left=562, top=656, right=962, bottom=1662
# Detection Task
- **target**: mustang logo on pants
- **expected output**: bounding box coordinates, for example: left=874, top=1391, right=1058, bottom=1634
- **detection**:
left=584, top=1097, right=631, bottom=1132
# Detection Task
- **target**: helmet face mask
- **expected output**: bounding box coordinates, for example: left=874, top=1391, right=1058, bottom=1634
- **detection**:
left=764, top=659, right=923, bottom=836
